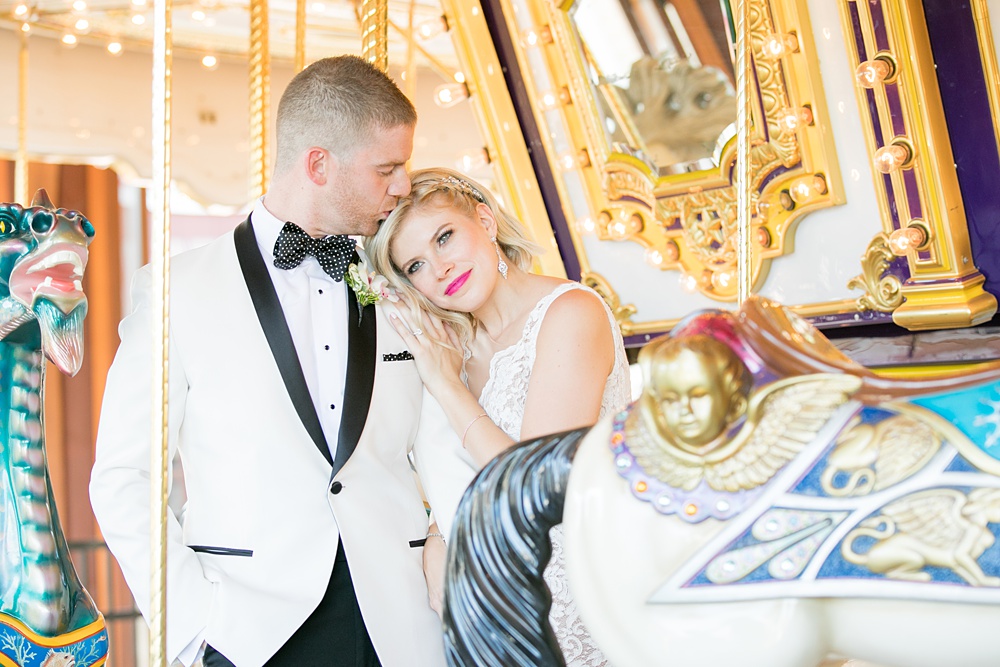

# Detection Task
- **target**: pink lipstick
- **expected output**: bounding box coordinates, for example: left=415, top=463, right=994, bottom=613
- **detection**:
left=445, top=270, right=472, bottom=296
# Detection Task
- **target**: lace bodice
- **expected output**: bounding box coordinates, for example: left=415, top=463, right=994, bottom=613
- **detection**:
left=478, top=282, right=632, bottom=441
left=476, top=281, right=628, bottom=667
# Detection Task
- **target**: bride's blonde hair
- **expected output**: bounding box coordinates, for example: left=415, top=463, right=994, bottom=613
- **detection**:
left=366, top=167, right=541, bottom=345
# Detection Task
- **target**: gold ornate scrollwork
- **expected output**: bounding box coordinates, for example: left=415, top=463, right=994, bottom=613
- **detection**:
left=593, top=0, right=841, bottom=303
left=847, top=232, right=904, bottom=312
left=581, top=271, right=637, bottom=336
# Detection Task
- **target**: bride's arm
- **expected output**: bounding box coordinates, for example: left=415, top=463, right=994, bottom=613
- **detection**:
left=518, top=288, right=615, bottom=441
left=388, top=303, right=515, bottom=468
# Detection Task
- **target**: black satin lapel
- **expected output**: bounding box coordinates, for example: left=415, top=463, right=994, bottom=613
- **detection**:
left=234, top=218, right=332, bottom=465
left=333, top=268, right=376, bottom=476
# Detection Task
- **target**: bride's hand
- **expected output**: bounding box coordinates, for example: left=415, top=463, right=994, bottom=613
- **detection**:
left=422, top=532, right=447, bottom=617
left=388, top=299, right=464, bottom=396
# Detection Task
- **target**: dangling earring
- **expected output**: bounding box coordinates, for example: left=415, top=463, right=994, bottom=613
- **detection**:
left=491, top=236, right=509, bottom=279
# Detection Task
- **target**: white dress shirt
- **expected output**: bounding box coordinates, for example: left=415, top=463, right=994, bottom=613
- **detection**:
left=251, top=197, right=350, bottom=463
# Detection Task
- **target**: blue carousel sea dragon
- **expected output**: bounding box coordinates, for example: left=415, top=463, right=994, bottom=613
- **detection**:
left=0, top=191, right=107, bottom=666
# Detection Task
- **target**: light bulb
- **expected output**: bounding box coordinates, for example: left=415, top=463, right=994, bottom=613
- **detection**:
left=457, top=147, right=490, bottom=171
left=191, top=9, right=205, bottom=20
left=788, top=175, right=827, bottom=203
left=61, top=33, right=78, bottom=46
left=415, top=15, right=448, bottom=41
left=712, top=270, right=733, bottom=290
left=201, top=54, right=218, bottom=70
left=20, top=21, right=30, bottom=32
left=74, top=18, right=89, bottom=31
left=453, top=71, right=465, bottom=83
left=663, top=241, right=680, bottom=262
left=756, top=227, right=771, bottom=248
left=856, top=58, right=892, bottom=88
left=433, top=83, right=469, bottom=108
left=644, top=248, right=664, bottom=268
left=539, top=91, right=559, bottom=110
left=131, top=12, right=145, bottom=24
left=575, top=217, right=596, bottom=235
left=14, top=3, right=29, bottom=16
left=680, top=273, right=699, bottom=293
left=107, top=41, right=123, bottom=56
left=762, top=32, right=799, bottom=58
left=874, top=142, right=911, bottom=174
left=520, top=25, right=552, bottom=47
left=774, top=106, right=813, bottom=132
left=610, top=220, right=628, bottom=239
left=888, top=224, right=928, bottom=255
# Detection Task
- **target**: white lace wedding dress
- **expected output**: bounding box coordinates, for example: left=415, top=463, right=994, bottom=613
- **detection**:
left=412, top=282, right=631, bottom=667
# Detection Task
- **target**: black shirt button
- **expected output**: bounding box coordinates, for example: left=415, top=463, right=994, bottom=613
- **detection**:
left=324, top=345, right=330, bottom=350
left=330, top=481, right=343, bottom=494
left=318, top=289, right=324, bottom=294
left=330, top=404, right=335, bottom=410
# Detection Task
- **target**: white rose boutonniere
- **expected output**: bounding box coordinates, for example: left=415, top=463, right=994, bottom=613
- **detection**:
left=345, top=254, right=399, bottom=319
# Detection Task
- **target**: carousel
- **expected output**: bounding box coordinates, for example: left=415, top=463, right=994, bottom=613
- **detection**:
left=1, top=0, right=999, bottom=665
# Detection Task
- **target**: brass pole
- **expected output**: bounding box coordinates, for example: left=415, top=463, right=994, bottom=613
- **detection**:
left=360, top=0, right=388, bottom=72
left=150, top=0, right=172, bottom=662
left=15, top=29, right=28, bottom=206
left=250, top=0, right=271, bottom=198
left=404, top=0, right=417, bottom=102
left=295, top=0, right=306, bottom=73
left=734, top=0, right=753, bottom=304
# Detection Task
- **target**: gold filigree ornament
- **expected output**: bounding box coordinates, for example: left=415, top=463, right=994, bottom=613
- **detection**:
left=627, top=373, right=862, bottom=493
left=580, top=271, right=637, bottom=336
left=847, top=232, right=904, bottom=312
left=841, top=488, right=1000, bottom=587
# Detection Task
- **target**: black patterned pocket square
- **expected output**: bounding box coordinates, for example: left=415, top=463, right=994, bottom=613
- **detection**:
left=383, top=351, right=414, bottom=362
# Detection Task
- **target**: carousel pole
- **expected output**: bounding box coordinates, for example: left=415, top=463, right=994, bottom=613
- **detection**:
left=360, top=0, right=388, bottom=72
left=734, top=0, right=753, bottom=304
left=249, top=0, right=270, bottom=199
left=294, top=0, right=306, bottom=73
left=15, top=29, right=28, bottom=206
left=150, top=0, right=172, bottom=662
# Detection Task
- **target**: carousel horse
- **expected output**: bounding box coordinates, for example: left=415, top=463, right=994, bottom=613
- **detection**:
left=0, top=192, right=106, bottom=666
left=443, top=296, right=1000, bottom=667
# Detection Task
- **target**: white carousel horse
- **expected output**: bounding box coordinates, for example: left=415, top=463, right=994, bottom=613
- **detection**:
left=443, top=296, right=1000, bottom=667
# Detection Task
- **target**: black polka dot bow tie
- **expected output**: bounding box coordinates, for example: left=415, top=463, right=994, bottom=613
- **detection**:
left=272, top=221, right=357, bottom=282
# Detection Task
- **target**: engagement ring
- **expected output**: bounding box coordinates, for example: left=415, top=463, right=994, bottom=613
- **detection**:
left=412, top=328, right=423, bottom=336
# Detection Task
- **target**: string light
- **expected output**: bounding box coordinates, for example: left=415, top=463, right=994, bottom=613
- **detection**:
left=61, top=33, right=78, bottom=47
left=191, top=9, right=206, bottom=20
left=131, top=12, right=145, bottom=24
left=644, top=248, right=664, bottom=268
left=74, top=18, right=89, bottom=32
left=13, top=3, right=29, bottom=17
left=201, top=54, right=219, bottom=70
left=20, top=21, right=30, bottom=32
left=71, top=0, right=87, bottom=10
left=107, top=41, right=123, bottom=56
left=453, top=71, right=465, bottom=83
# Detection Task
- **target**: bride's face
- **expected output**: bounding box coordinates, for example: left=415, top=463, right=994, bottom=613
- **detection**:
left=390, top=202, right=499, bottom=313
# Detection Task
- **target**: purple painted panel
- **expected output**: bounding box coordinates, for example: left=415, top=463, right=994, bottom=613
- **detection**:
left=870, top=0, right=890, bottom=52
left=848, top=2, right=868, bottom=62
left=884, top=85, right=907, bottom=137
left=922, top=0, right=1000, bottom=298
left=883, top=172, right=901, bottom=229
left=902, top=170, right=923, bottom=220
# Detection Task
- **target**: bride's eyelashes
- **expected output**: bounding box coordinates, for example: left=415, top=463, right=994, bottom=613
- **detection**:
left=404, top=228, right=454, bottom=276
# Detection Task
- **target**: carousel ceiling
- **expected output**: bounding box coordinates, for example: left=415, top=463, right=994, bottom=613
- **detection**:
left=0, top=0, right=457, bottom=69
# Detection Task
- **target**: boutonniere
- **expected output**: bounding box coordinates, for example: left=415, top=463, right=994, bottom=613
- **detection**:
left=345, top=254, right=398, bottom=321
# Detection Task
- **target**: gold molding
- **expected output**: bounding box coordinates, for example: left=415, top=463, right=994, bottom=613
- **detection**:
left=838, top=0, right=997, bottom=329
left=847, top=233, right=904, bottom=313
left=439, top=0, right=566, bottom=278
left=576, top=0, right=844, bottom=303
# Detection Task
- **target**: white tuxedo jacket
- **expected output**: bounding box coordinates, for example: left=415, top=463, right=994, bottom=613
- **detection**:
left=90, top=220, right=446, bottom=666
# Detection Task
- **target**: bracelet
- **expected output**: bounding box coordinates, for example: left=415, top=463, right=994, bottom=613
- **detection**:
left=461, top=412, right=489, bottom=448
left=426, top=532, right=446, bottom=542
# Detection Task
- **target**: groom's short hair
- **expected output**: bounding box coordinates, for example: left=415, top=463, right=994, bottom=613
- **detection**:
left=273, top=55, right=417, bottom=176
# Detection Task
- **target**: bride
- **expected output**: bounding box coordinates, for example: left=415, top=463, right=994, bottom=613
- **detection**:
left=366, top=167, right=630, bottom=665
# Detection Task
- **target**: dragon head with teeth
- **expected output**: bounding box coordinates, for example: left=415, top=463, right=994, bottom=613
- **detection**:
left=0, top=189, right=94, bottom=376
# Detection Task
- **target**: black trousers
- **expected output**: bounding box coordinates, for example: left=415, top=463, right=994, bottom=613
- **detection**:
left=202, top=542, right=380, bottom=667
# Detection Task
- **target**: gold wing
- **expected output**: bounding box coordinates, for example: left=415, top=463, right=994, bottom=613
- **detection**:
left=705, top=374, right=863, bottom=492
left=870, top=415, right=941, bottom=490
left=878, top=489, right=968, bottom=548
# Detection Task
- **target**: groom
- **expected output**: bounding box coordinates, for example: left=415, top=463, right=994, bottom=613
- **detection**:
left=90, top=56, right=445, bottom=666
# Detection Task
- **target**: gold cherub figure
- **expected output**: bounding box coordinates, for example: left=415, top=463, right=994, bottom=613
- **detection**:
left=628, top=333, right=863, bottom=493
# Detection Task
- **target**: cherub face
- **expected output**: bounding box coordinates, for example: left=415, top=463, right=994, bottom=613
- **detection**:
left=647, top=348, right=733, bottom=449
